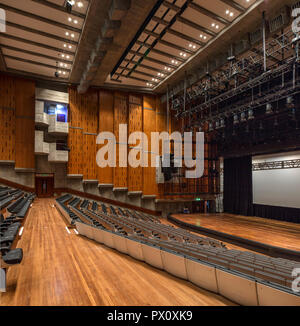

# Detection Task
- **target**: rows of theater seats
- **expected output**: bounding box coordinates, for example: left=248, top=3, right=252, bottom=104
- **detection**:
left=55, top=194, right=300, bottom=306
left=0, top=186, right=35, bottom=291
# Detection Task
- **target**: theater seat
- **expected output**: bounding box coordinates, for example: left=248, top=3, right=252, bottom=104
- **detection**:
left=185, top=258, right=219, bottom=293
left=93, top=227, right=104, bottom=244
left=126, top=238, right=144, bottom=261
left=141, top=243, right=164, bottom=269
left=216, top=269, right=259, bottom=306
left=256, top=282, right=300, bottom=306
left=161, top=249, right=188, bottom=280
left=102, top=230, right=115, bottom=249
left=2, top=248, right=23, bottom=265
left=113, top=233, right=128, bottom=254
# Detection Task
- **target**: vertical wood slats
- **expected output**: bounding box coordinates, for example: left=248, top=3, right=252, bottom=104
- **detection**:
left=0, top=75, right=16, bottom=162
left=143, top=96, right=157, bottom=196
left=128, top=95, right=143, bottom=192
left=98, top=90, right=114, bottom=185
left=114, top=92, right=128, bottom=188
left=0, top=75, right=35, bottom=168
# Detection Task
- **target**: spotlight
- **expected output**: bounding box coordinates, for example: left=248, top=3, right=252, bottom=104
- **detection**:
left=55, top=71, right=59, bottom=78
left=220, top=118, right=225, bottom=128
left=286, top=96, right=294, bottom=108
left=248, top=109, right=254, bottom=120
left=266, top=103, right=273, bottom=114
left=233, top=114, right=239, bottom=125
left=241, top=112, right=247, bottom=122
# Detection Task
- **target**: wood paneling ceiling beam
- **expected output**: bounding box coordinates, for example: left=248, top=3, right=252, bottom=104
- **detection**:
left=4, top=54, right=71, bottom=73
left=188, top=2, right=230, bottom=25
left=0, top=33, right=74, bottom=56
left=5, top=21, right=78, bottom=45
left=31, top=0, right=86, bottom=19
left=136, top=39, right=193, bottom=55
left=135, top=41, right=186, bottom=62
left=0, top=44, right=73, bottom=64
left=128, top=50, right=178, bottom=69
left=114, top=72, right=159, bottom=86
left=176, top=16, right=217, bottom=37
left=0, top=3, right=82, bottom=33
left=167, top=28, right=205, bottom=46
left=119, top=66, right=166, bottom=80
left=162, top=1, right=181, bottom=12
left=219, top=0, right=246, bottom=13
left=122, top=58, right=171, bottom=74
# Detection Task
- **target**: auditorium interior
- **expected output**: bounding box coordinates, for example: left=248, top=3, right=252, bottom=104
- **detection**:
left=0, top=0, right=300, bottom=307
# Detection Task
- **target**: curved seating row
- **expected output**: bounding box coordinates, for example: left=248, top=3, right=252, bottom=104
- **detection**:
left=55, top=194, right=300, bottom=305
left=75, top=220, right=300, bottom=306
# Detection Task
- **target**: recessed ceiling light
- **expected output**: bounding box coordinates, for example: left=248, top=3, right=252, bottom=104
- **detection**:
left=71, top=33, right=75, bottom=38
left=58, top=70, right=62, bottom=74
left=66, top=55, right=70, bottom=59
left=68, top=17, right=72, bottom=22
left=74, top=20, right=78, bottom=24
left=77, top=1, right=83, bottom=7
left=65, top=32, right=69, bottom=36
left=63, top=72, right=66, bottom=75
left=61, top=54, right=65, bottom=57
left=60, top=63, right=63, bottom=66
left=68, top=45, right=72, bottom=49
left=63, top=44, right=67, bottom=47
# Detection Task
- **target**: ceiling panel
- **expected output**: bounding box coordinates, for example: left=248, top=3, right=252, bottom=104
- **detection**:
left=0, top=0, right=87, bottom=81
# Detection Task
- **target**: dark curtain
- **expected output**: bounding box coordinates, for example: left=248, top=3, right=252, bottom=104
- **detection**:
left=224, top=156, right=253, bottom=216
left=253, top=204, right=300, bottom=224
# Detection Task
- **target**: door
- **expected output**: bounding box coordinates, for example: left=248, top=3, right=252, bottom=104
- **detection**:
left=35, top=175, right=54, bottom=198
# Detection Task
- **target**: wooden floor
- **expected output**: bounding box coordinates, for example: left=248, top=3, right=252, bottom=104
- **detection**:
left=173, top=213, right=300, bottom=252
left=0, top=198, right=235, bottom=306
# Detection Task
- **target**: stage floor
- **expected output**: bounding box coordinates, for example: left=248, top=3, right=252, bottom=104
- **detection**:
left=172, top=213, right=300, bottom=252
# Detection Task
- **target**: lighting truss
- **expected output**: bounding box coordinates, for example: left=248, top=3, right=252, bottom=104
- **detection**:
left=253, top=159, right=300, bottom=171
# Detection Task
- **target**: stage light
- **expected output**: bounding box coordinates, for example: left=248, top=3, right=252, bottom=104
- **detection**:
left=266, top=103, right=273, bottom=114
left=233, top=114, right=239, bottom=125
left=241, top=112, right=247, bottom=122
left=248, top=109, right=254, bottom=120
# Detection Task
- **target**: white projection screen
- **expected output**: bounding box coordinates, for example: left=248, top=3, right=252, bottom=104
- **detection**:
left=252, top=151, right=300, bottom=209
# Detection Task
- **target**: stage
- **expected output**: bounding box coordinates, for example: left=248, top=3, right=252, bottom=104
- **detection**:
left=171, top=213, right=300, bottom=253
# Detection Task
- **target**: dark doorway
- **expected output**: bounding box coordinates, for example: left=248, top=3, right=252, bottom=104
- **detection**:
left=35, top=174, right=54, bottom=198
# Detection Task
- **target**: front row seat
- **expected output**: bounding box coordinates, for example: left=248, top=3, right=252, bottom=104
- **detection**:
left=0, top=248, right=23, bottom=292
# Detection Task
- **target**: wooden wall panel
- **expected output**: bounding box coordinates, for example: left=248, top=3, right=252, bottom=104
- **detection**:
left=15, top=79, right=35, bottom=169
left=0, top=75, right=16, bottom=162
left=83, top=134, right=97, bottom=180
left=68, top=88, right=98, bottom=178
left=67, top=128, right=83, bottom=175
left=114, top=92, right=128, bottom=188
left=98, top=90, right=114, bottom=185
left=143, top=96, right=157, bottom=196
left=128, top=95, right=143, bottom=192
left=156, top=98, right=167, bottom=198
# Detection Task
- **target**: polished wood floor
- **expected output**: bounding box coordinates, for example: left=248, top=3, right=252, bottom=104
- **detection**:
left=173, top=213, right=300, bottom=252
left=0, top=199, right=235, bottom=306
